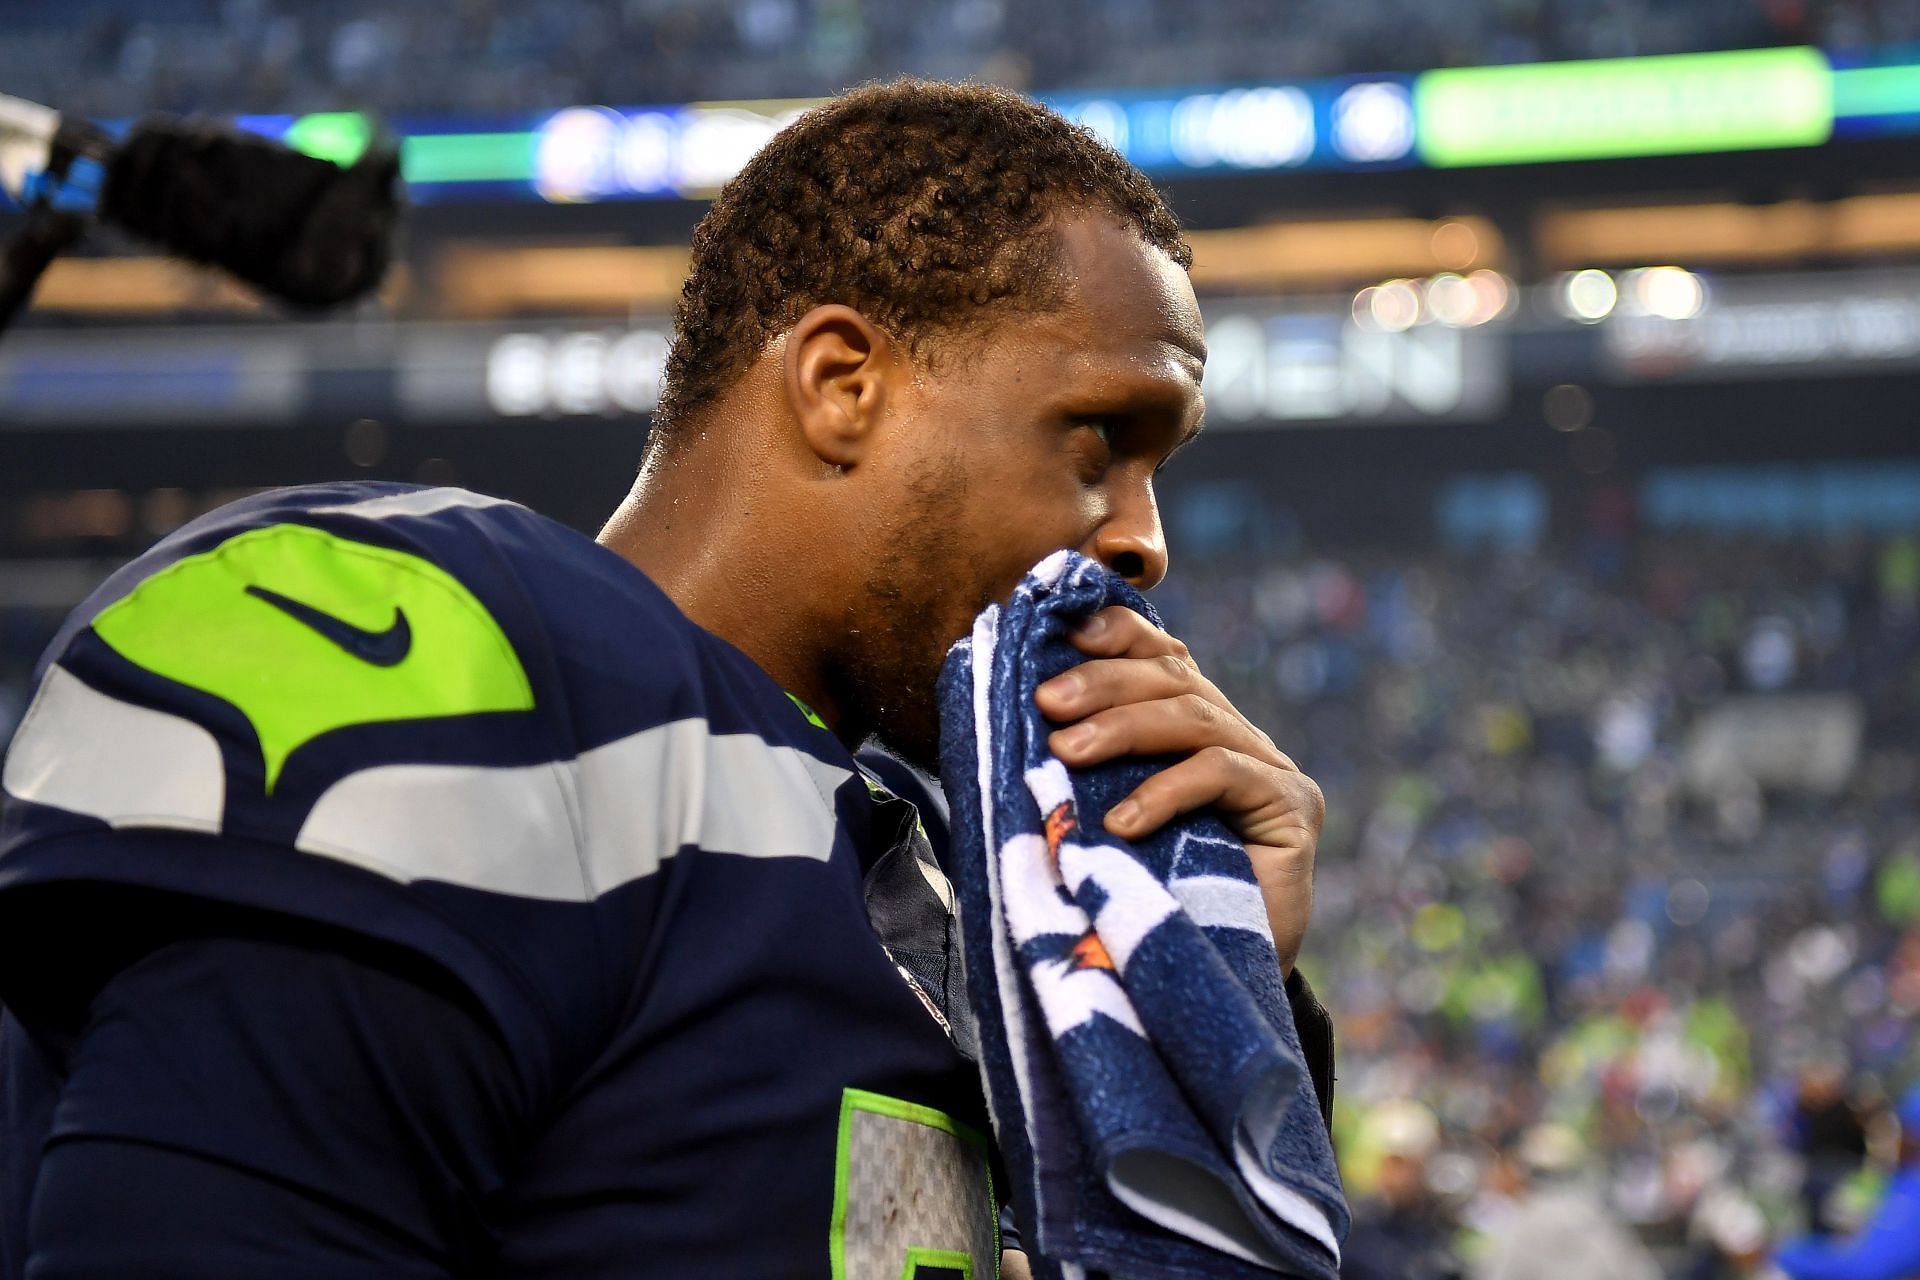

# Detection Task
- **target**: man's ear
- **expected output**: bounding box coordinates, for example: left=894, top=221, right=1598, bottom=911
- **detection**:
left=783, top=304, right=896, bottom=470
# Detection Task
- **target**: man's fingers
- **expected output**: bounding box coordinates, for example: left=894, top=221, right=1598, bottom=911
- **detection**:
left=1041, top=608, right=1322, bottom=975
left=1043, top=611, right=1289, bottom=762
left=1096, top=749, right=1323, bottom=977
left=1049, top=693, right=1279, bottom=768
left=1036, top=652, right=1211, bottom=720
left=1101, top=747, right=1320, bottom=846
left=1065, top=606, right=1190, bottom=661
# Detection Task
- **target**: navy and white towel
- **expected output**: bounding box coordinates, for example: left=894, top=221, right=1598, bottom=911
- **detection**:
left=936, top=551, right=1348, bottom=1280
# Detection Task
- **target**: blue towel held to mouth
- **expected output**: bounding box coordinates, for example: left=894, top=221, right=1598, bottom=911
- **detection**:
left=936, top=550, right=1348, bottom=1280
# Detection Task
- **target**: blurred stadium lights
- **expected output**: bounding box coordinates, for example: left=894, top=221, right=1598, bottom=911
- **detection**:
left=1832, top=58, right=1920, bottom=130
left=403, top=130, right=538, bottom=187
left=1167, top=87, right=1318, bottom=169
left=434, top=245, right=690, bottom=315
left=214, top=46, right=1920, bottom=205
left=242, top=111, right=543, bottom=187
left=33, top=255, right=1920, bottom=419
left=26, top=258, right=413, bottom=316
left=1554, top=265, right=1710, bottom=324
left=1603, top=266, right=1920, bottom=376
left=27, top=257, right=264, bottom=315
left=1558, top=269, right=1620, bottom=323
left=1428, top=220, right=1481, bottom=270
left=484, top=329, right=670, bottom=418
left=1423, top=276, right=1475, bottom=328
left=7, top=255, right=1920, bottom=461
left=274, top=112, right=373, bottom=168
left=1536, top=192, right=1920, bottom=267
left=11, top=219, right=1499, bottom=318
left=1422, top=271, right=1512, bottom=328
left=530, top=99, right=815, bottom=201
left=1186, top=217, right=1503, bottom=292
left=1353, top=281, right=1423, bottom=332
left=504, top=83, right=1396, bottom=206
left=0, top=326, right=307, bottom=425
left=1201, top=304, right=1508, bottom=425
left=41, top=193, right=1920, bottom=320
left=423, top=219, right=1506, bottom=317
left=1622, top=267, right=1708, bottom=322
left=1351, top=270, right=1513, bottom=333
left=1414, top=47, right=1832, bottom=167
left=1329, top=81, right=1417, bottom=163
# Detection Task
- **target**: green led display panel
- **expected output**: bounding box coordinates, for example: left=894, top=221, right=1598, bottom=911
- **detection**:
left=1416, top=47, right=1834, bottom=167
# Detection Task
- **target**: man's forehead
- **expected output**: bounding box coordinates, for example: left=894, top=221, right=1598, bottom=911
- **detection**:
left=1042, top=214, right=1206, bottom=378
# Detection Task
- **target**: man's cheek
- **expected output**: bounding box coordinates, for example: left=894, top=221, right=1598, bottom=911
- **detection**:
left=984, top=558, right=1040, bottom=609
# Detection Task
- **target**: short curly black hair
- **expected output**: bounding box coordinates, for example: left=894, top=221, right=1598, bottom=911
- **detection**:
left=652, top=78, right=1191, bottom=440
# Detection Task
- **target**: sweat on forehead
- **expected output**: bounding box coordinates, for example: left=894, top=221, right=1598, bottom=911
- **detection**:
left=652, top=78, right=1191, bottom=442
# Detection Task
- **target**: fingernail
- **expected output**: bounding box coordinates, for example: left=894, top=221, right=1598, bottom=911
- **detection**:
left=1042, top=672, right=1082, bottom=701
left=1078, top=614, right=1108, bottom=637
left=1109, top=799, right=1141, bottom=828
left=1057, top=724, right=1096, bottom=754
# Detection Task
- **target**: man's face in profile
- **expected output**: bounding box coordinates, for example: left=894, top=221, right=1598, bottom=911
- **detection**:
left=833, top=212, right=1208, bottom=770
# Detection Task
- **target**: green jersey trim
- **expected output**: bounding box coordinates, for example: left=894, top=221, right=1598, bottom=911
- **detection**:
left=901, top=1248, right=974, bottom=1279
left=786, top=691, right=832, bottom=732
left=831, top=1088, right=998, bottom=1280
left=91, top=523, right=535, bottom=793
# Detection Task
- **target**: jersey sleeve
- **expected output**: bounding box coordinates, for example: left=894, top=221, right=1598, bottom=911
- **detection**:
left=22, top=933, right=524, bottom=1279
left=0, top=483, right=687, bottom=1092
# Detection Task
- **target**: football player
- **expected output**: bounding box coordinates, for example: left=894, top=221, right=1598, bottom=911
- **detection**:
left=0, top=80, right=1331, bottom=1279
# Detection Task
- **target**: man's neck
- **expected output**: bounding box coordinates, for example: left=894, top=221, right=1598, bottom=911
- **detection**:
left=598, top=475, right=853, bottom=739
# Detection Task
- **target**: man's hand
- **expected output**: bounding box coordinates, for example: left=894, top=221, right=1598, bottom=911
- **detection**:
left=1034, top=606, right=1323, bottom=976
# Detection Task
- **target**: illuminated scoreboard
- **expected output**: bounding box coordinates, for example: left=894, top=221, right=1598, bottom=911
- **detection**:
left=243, top=76, right=1419, bottom=207
left=5, top=43, right=1917, bottom=218
left=127, top=44, right=1911, bottom=208
left=502, top=77, right=1420, bottom=204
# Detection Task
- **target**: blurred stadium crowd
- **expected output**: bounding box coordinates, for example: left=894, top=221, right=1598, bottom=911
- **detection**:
left=4, top=510, right=1916, bottom=1275
left=1155, top=523, right=1920, bottom=1276
left=8, top=1, right=1920, bottom=1275
left=5, top=0, right=1917, bottom=120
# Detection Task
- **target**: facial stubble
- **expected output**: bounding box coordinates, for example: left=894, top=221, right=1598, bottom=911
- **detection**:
left=831, top=456, right=998, bottom=773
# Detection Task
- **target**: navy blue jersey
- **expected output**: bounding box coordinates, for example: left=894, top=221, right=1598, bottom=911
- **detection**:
left=0, top=483, right=995, bottom=1278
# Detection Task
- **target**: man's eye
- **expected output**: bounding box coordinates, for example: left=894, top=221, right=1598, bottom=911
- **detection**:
left=1074, top=419, right=1116, bottom=450
left=1071, top=420, right=1116, bottom=478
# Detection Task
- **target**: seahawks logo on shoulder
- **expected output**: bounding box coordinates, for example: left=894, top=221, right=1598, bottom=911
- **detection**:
left=89, top=522, right=534, bottom=793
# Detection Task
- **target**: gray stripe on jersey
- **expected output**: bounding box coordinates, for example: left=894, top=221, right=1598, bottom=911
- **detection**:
left=2, top=664, right=224, bottom=833
left=298, top=718, right=853, bottom=900
left=308, top=488, right=520, bottom=521
left=4, top=668, right=852, bottom=901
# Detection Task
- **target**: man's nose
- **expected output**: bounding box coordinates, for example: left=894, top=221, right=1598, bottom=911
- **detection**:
left=1087, top=491, right=1168, bottom=591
